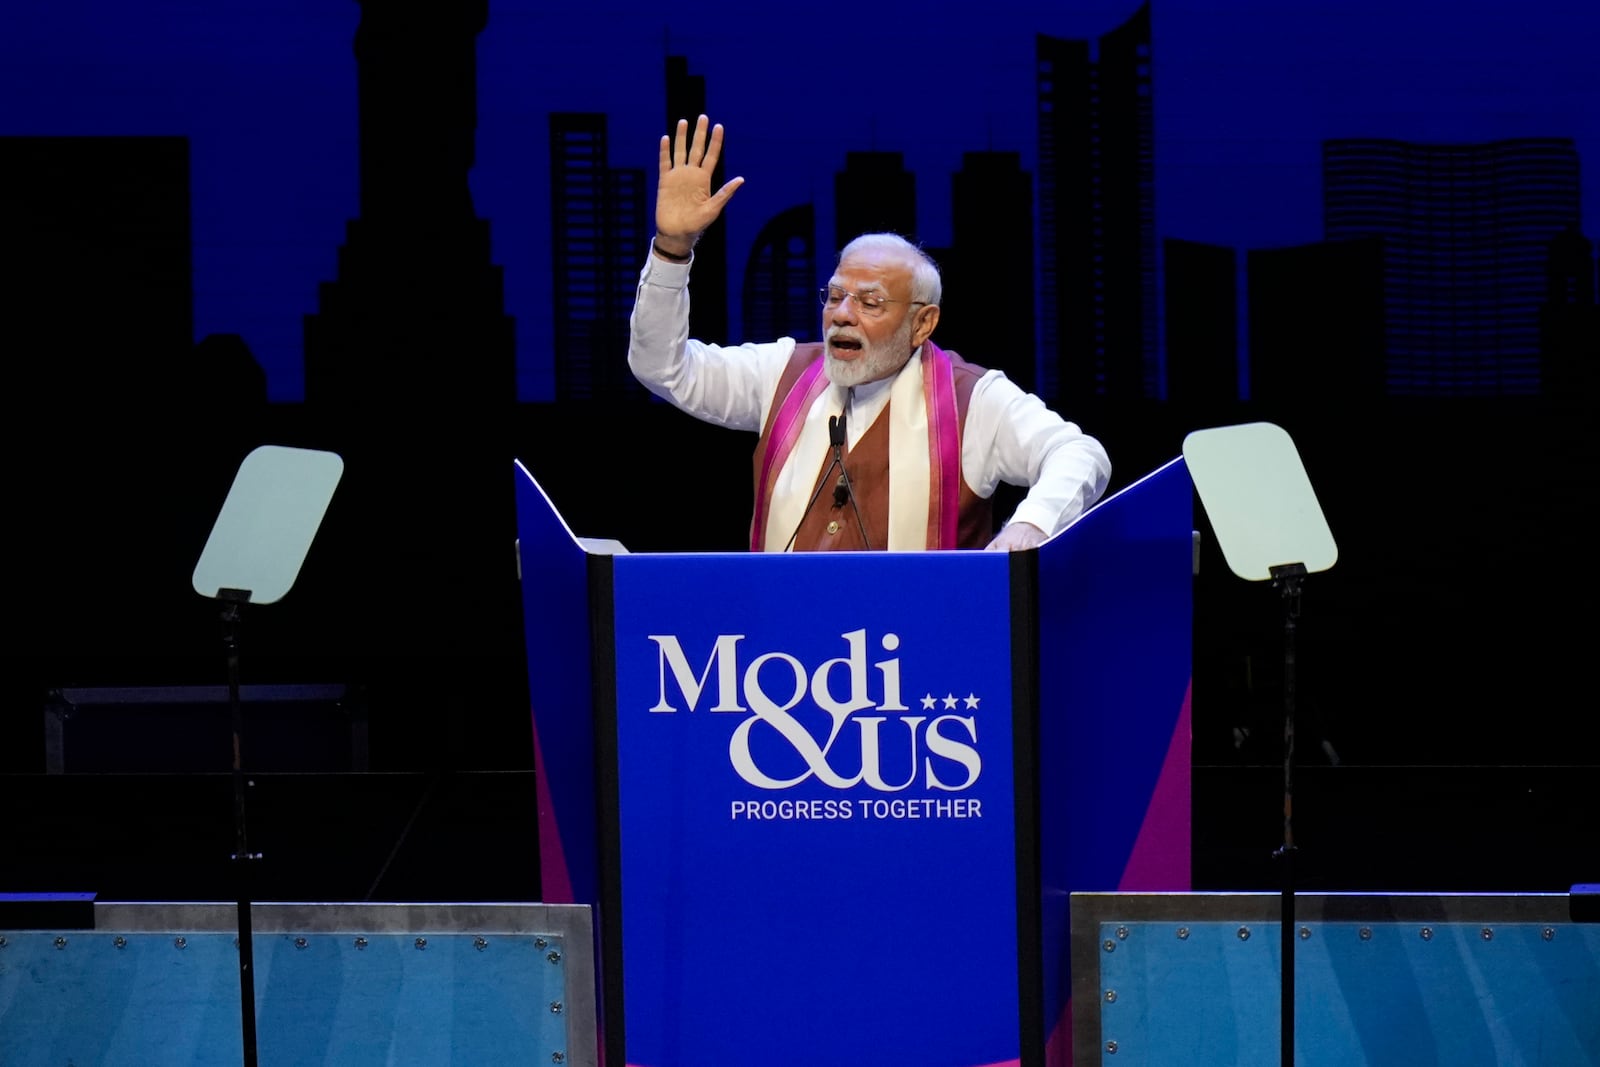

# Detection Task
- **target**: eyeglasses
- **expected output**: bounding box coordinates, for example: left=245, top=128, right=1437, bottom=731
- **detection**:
left=819, top=285, right=927, bottom=318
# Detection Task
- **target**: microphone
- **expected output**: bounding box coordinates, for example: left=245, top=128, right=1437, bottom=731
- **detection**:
left=829, top=413, right=872, bottom=549
left=781, top=415, right=846, bottom=552
left=828, top=413, right=849, bottom=508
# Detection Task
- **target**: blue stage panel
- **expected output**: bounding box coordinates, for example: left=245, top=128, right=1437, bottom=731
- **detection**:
left=1074, top=892, right=1600, bottom=1066
left=0, top=902, right=595, bottom=1067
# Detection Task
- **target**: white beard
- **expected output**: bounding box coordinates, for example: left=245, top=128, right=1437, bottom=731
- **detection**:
left=824, top=317, right=914, bottom=388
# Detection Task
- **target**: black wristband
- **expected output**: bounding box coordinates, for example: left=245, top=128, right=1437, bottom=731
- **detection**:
left=652, top=239, right=692, bottom=263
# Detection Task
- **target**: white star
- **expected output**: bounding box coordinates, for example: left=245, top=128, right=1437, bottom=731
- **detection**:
left=943, top=693, right=958, bottom=709
left=920, top=693, right=937, bottom=710
left=964, top=693, right=980, bottom=709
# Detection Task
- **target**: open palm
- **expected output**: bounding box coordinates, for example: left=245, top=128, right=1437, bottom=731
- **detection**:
left=656, top=114, right=744, bottom=247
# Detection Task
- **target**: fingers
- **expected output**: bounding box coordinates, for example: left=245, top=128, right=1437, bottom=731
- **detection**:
left=665, top=115, right=723, bottom=171
left=691, top=115, right=709, bottom=165
left=700, top=119, right=724, bottom=172
left=707, top=175, right=745, bottom=211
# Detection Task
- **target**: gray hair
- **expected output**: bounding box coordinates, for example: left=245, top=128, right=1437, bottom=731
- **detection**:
left=837, top=233, right=942, bottom=307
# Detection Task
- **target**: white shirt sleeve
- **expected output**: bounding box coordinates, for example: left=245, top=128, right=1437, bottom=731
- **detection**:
left=630, top=254, right=1109, bottom=537
left=961, top=371, right=1112, bottom=536
left=627, top=254, right=793, bottom=433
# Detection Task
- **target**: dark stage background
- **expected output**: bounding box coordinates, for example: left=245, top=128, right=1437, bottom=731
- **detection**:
left=1, top=0, right=1596, bottom=904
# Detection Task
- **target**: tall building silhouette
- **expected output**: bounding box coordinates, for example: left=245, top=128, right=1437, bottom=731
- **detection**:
left=2, top=135, right=200, bottom=662
left=834, top=151, right=917, bottom=252
left=1539, top=223, right=1600, bottom=401
left=1247, top=237, right=1385, bottom=412
left=549, top=113, right=649, bottom=401
left=304, top=0, right=513, bottom=411
left=742, top=204, right=818, bottom=342
left=299, top=0, right=525, bottom=768
left=1163, top=238, right=1238, bottom=412
left=1036, top=2, right=1156, bottom=408
left=4, top=136, right=192, bottom=400
left=1323, top=137, right=1581, bottom=396
left=939, top=151, right=1035, bottom=392
left=667, top=56, right=728, bottom=344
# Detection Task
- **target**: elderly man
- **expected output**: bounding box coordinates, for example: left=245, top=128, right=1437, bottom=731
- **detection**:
left=628, top=115, right=1111, bottom=552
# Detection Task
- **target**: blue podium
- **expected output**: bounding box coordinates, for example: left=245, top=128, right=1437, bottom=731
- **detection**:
left=514, top=457, right=1194, bottom=1067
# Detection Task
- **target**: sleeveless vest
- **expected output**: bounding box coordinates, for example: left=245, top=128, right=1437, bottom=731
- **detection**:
left=749, top=341, right=993, bottom=551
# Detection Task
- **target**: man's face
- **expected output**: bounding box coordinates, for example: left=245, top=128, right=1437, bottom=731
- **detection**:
left=822, top=248, right=924, bottom=388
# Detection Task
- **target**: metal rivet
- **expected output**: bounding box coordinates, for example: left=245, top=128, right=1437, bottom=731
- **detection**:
left=55, top=937, right=68, bottom=950
left=546, top=950, right=562, bottom=964
left=1104, top=989, right=1118, bottom=1003
left=534, top=937, right=548, bottom=948
left=1299, top=926, right=1311, bottom=940
left=294, top=937, right=307, bottom=949
left=1106, top=1040, right=1119, bottom=1054
left=552, top=1053, right=566, bottom=1064
left=1542, top=927, right=1555, bottom=942
left=1176, top=927, right=1190, bottom=940
left=1481, top=927, right=1494, bottom=941
left=1102, top=938, right=1117, bottom=953
left=1420, top=927, right=1433, bottom=941
left=174, top=937, right=186, bottom=949
left=113, top=936, right=127, bottom=949
left=1237, top=926, right=1251, bottom=941
left=354, top=937, right=368, bottom=949
left=474, top=937, right=489, bottom=951
left=415, top=937, right=428, bottom=950
left=550, top=1001, right=564, bottom=1015
left=1115, top=925, right=1130, bottom=940
left=1359, top=927, right=1372, bottom=941
left=0, top=936, right=8, bottom=948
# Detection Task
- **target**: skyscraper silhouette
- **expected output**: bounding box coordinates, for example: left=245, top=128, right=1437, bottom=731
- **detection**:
left=549, top=112, right=649, bottom=401
left=299, top=0, right=525, bottom=768
left=1036, top=3, right=1157, bottom=408
left=742, top=204, right=818, bottom=343
left=304, top=0, right=514, bottom=411
left=1163, top=238, right=1238, bottom=412
left=1323, top=137, right=1581, bottom=396
left=940, top=151, right=1035, bottom=393
left=2, top=135, right=200, bottom=668
left=1539, top=223, right=1600, bottom=401
left=1247, top=237, right=1385, bottom=412
left=834, top=151, right=917, bottom=251
left=667, top=56, right=729, bottom=345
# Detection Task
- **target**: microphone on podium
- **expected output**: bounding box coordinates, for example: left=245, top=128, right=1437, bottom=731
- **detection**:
left=782, top=413, right=872, bottom=551
left=829, top=413, right=871, bottom=549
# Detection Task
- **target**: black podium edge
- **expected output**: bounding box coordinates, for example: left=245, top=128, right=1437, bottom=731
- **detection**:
left=587, top=552, right=626, bottom=1067
left=1010, top=548, right=1045, bottom=1067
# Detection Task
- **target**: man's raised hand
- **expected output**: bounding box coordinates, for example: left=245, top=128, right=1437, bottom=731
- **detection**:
left=654, top=114, right=744, bottom=258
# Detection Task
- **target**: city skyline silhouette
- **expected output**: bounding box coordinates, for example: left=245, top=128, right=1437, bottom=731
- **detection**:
left=5, top=0, right=1597, bottom=403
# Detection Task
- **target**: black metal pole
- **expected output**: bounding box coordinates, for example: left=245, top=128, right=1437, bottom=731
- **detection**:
left=219, top=588, right=259, bottom=1067
left=1269, top=563, right=1305, bottom=1067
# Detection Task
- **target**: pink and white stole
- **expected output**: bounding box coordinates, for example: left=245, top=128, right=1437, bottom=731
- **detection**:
left=751, top=341, right=962, bottom=551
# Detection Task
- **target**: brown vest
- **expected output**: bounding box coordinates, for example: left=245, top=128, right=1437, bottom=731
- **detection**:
left=751, top=343, right=994, bottom=551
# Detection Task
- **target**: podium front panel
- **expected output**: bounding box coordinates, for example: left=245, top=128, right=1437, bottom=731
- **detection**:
left=610, top=550, right=1023, bottom=1067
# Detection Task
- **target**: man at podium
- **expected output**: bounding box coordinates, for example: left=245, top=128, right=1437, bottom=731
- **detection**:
left=628, top=114, right=1111, bottom=553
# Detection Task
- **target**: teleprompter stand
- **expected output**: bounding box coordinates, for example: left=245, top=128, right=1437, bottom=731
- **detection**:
left=191, top=445, right=343, bottom=1067
left=1183, top=422, right=1337, bottom=1067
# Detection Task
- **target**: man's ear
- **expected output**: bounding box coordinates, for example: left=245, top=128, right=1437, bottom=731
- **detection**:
left=911, top=304, right=940, bottom=349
